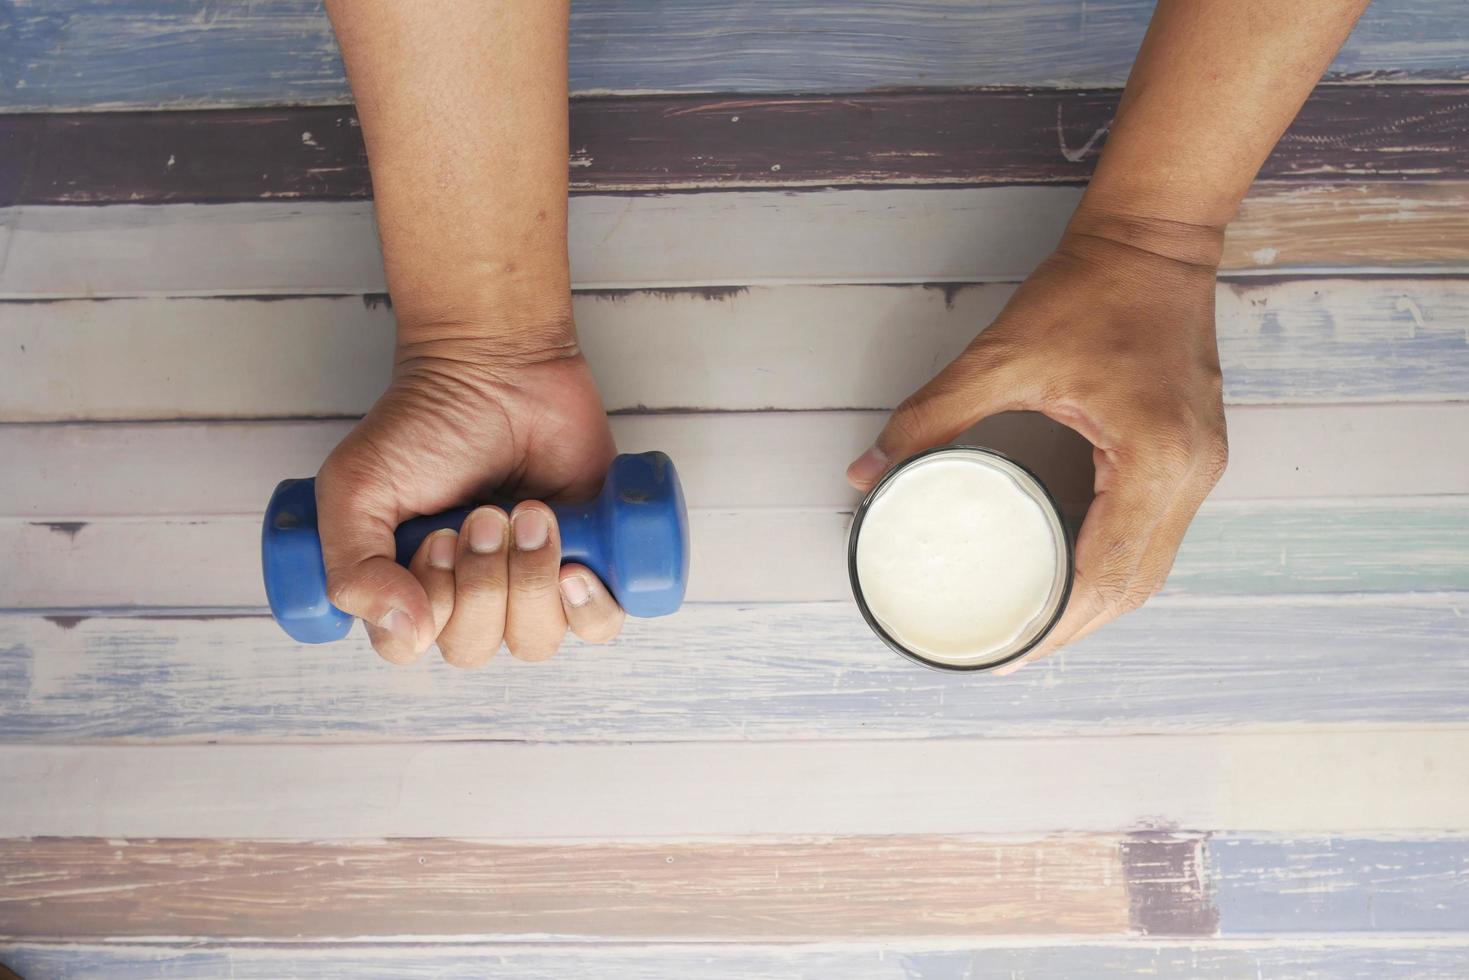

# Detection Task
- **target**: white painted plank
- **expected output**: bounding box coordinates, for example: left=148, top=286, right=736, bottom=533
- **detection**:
left=3, top=731, right=1466, bottom=838
left=4, top=185, right=1466, bottom=299
left=4, top=599, right=1467, bottom=742
left=6, top=277, right=1469, bottom=421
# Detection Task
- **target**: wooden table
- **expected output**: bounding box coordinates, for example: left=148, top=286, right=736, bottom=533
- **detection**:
left=3, top=2, right=1468, bottom=976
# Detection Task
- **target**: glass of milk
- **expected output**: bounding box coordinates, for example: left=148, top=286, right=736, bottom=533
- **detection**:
left=847, top=446, right=1073, bottom=672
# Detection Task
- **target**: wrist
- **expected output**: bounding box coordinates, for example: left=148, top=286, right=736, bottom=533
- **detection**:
left=1063, top=198, right=1227, bottom=272
left=394, top=306, right=581, bottom=381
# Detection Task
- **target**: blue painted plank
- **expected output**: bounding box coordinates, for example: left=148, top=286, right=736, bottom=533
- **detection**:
left=3, top=942, right=1468, bottom=979
left=1212, top=837, right=1469, bottom=933
left=3, top=599, right=1468, bottom=742
left=3, top=0, right=1468, bottom=111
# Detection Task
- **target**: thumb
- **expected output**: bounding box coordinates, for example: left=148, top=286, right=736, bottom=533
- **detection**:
left=846, top=344, right=1021, bottom=491
left=315, top=465, right=435, bottom=665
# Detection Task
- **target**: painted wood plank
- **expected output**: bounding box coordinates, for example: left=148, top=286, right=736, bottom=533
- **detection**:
left=6, top=277, right=1469, bottom=422
left=6, top=407, right=1463, bottom=518
left=4, top=0, right=1468, bottom=111
left=0, top=835, right=1140, bottom=940
left=4, top=732, right=1467, bottom=838
left=4, top=599, right=1467, bottom=743
left=6, top=87, right=1467, bottom=205
left=6, top=942, right=1469, bottom=980
left=4, top=186, right=1468, bottom=300
left=1211, top=837, right=1469, bottom=934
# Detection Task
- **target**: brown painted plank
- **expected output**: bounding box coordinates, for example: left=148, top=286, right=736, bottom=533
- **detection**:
left=3, top=86, right=1467, bottom=205
left=0, top=836, right=1145, bottom=940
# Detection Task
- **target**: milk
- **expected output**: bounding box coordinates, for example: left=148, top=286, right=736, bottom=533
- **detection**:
left=851, top=449, right=1067, bottom=668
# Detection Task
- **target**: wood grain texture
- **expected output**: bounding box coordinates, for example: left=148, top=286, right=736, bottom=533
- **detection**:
left=6, top=87, right=1467, bottom=204
left=4, top=0, right=1468, bottom=111
left=4, top=598, right=1468, bottom=743
left=4, top=187, right=1468, bottom=300
left=0, top=836, right=1137, bottom=940
left=6, top=942, right=1469, bottom=980
left=1211, top=837, right=1469, bottom=934
left=6, top=277, right=1469, bottom=421
left=4, top=733, right=1467, bottom=838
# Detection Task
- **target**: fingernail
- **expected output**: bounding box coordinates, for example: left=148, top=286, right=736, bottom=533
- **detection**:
left=428, top=530, right=458, bottom=569
left=513, top=509, right=549, bottom=551
left=560, top=574, right=592, bottom=607
left=467, top=509, right=505, bottom=554
left=377, top=608, right=417, bottom=650
left=847, top=446, right=890, bottom=486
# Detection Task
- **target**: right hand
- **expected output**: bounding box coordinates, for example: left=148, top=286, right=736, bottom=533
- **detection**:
left=314, top=330, right=625, bottom=667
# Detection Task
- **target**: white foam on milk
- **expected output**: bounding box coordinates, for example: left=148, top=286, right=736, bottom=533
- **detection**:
left=854, top=453, right=1061, bottom=666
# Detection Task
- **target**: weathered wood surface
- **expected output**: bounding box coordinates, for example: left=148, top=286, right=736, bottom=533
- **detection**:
left=6, top=277, right=1468, bottom=421
left=5, top=941, right=1469, bottom=980
left=0, top=835, right=1142, bottom=939
left=5, top=187, right=1466, bottom=302
left=4, top=733, right=1467, bottom=838
left=6, top=87, right=1467, bottom=204
left=3, top=598, right=1467, bottom=743
left=1210, top=836, right=1469, bottom=934
left=4, top=0, right=1468, bottom=111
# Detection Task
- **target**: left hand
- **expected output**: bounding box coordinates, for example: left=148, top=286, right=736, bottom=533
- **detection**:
left=846, top=215, right=1230, bottom=672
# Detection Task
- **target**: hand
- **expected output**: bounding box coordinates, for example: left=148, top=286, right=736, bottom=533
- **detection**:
left=315, top=332, right=624, bottom=666
left=846, top=213, right=1229, bottom=672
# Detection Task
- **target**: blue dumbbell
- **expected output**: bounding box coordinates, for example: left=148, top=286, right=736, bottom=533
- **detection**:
left=262, top=451, right=689, bottom=643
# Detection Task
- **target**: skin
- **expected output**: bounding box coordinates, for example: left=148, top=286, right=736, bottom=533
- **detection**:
left=847, top=0, right=1372, bottom=674
left=320, top=1, right=621, bottom=665
left=322, top=0, right=1370, bottom=669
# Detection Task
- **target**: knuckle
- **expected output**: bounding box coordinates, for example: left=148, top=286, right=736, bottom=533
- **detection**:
left=510, top=567, right=560, bottom=599
left=1150, top=427, right=1197, bottom=477
left=456, top=574, right=508, bottom=605
left=887, top=394, right=935, bottom=447
left=1197, top=430, right=1230, bottom=487
left=436, top=631, right=498, bottom=668
left=506, top=629, right=565, bottom=663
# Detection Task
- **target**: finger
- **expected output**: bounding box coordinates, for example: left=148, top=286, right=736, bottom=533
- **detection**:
left=436, top=506, right=510, bottom=668
left=558, top=563, right=626, bottom=644
left=994, top=447, right=1181, bottom=675
left=847, top=337, right=1028, bottom=491
left=407, top=528, right=459, bottom=639
left=505, top=502, right=568, bottom=662
left=316, top=460, right=434, bottom=665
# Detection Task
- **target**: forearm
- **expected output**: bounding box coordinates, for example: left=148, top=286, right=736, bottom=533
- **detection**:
left=1072, top=0, right=1371, bottom=262
left=325, top=0, right=573, bottom=352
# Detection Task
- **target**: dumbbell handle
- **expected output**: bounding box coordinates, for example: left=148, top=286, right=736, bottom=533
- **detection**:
left=393, top=499, right=605, bottom=576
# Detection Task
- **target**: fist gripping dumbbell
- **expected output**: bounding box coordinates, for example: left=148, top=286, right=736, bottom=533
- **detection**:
left=263, top=452, right=690, bottom=643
